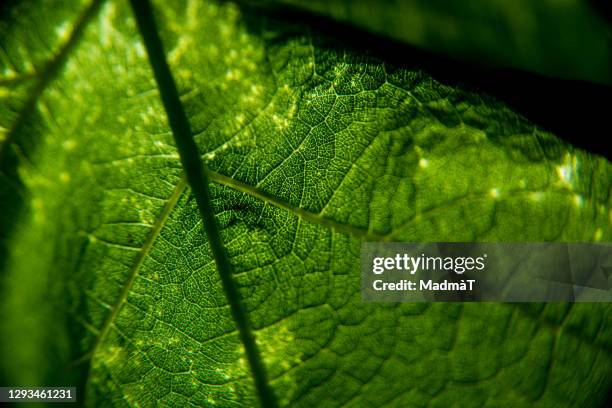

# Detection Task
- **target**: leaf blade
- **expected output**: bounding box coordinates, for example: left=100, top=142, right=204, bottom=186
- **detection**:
left=0, top=0, right=610, bottom=407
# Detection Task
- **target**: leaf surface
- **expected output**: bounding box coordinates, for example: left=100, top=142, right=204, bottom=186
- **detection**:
left=260, top=0, right=612, bottom=84
left=0, top=0, right=610, bottom=407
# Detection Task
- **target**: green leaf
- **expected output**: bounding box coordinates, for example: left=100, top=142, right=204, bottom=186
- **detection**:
left=0, top=0, right=610, bottom=407
left=260, top=0, right=612, bottom=84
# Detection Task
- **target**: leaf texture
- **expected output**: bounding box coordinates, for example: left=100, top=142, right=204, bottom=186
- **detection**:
left=0, top=0, right=610, bottom=407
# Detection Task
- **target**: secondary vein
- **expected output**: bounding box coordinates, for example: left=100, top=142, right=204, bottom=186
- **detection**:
left=0, top=0, right=105, bottom=162
left=128, top=1, right=279, bottom=407
left=207, top=169, right=386, bottom=241
left=79, top=178, right=186, bottom=369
